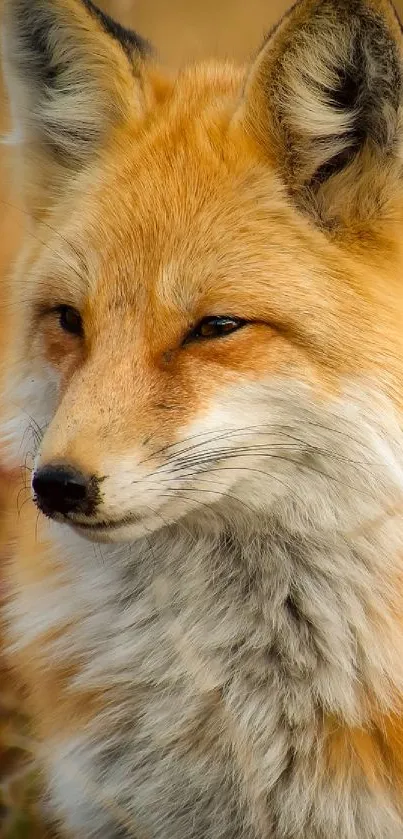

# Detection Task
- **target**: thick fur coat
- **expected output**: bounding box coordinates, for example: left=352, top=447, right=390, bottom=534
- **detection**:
left=3, top=1, right=403, bottom=837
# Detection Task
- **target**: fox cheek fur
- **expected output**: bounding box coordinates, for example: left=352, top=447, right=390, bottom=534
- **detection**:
left=3, top=0, right=403, bottom=837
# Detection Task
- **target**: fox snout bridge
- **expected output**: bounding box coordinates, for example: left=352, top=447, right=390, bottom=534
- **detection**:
left=32, top=464, right=101, bottom=518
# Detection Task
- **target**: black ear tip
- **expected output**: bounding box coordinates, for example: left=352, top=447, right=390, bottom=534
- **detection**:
left=344, top=7, right=401, bottom=147
left=81, top=0, right=152, bottom=58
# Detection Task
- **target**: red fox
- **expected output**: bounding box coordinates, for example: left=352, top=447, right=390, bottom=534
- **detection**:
left=3, top=0, right=403, bottom=836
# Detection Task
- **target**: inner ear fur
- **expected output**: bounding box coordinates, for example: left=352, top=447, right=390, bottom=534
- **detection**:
left=241, top=0, right=403, bottom=229
left=2, top=0, right=152, bottom=214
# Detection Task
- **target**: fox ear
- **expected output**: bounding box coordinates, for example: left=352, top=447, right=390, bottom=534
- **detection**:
left=242, top=0, right=403, bottom=229
left=2, top=0, right=151, bottom=214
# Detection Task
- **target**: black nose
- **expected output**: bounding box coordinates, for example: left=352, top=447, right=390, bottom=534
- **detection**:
left=32, top=464, right=94, bottom=517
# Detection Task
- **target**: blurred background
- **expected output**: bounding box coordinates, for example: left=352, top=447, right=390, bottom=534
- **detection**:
left=1, top=0, right=403, bottom=836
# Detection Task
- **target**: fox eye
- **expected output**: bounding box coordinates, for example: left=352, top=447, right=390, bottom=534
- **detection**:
left=186, top=316, right=246, bottom=343
left=56, top=305, right=83, bottom=337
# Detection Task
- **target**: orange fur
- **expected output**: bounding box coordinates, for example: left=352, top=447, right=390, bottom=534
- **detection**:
left=3, top=0, right=403, bottom=836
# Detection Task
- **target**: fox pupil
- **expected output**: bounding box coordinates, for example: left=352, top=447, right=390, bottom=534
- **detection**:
left=188, top=316, right=245, bottom=342
left=58, top=306, right=83, bottom=337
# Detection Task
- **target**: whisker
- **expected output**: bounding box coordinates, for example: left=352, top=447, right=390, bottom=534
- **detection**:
left=158, top=452, right=373, bottom=497
left=16, top=486, right=30, bottom=515
left=138, top=420, right=378, bottom=470
left=136, top=425, right=272, bottom=469
left=18, top=409, right=46, bottom=453
left=152, top=467, right=305, bottom=506
left=158, top=492, right=224, bottom=518
left=20, top=463, right=33, bottom=475
left=35, top=510, right=41, bottom=543
left=169, top=445, right=373, bottom=474
left=158, top=485, right=257, bottom=516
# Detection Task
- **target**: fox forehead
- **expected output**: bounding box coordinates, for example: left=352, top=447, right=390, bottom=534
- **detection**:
left=49, top=122, right=250, bottom=298
left=46, top=94, right=344, bottom=345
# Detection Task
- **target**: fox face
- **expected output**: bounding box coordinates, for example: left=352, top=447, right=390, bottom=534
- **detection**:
left=3, top=0, right=403, bottom=544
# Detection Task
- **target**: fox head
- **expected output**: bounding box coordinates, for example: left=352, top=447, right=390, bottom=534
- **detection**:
left=3, top=0, right=403, bottom=542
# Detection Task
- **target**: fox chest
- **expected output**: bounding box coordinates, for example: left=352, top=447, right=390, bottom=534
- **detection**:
left=10, top=564, right=403, bottom=839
